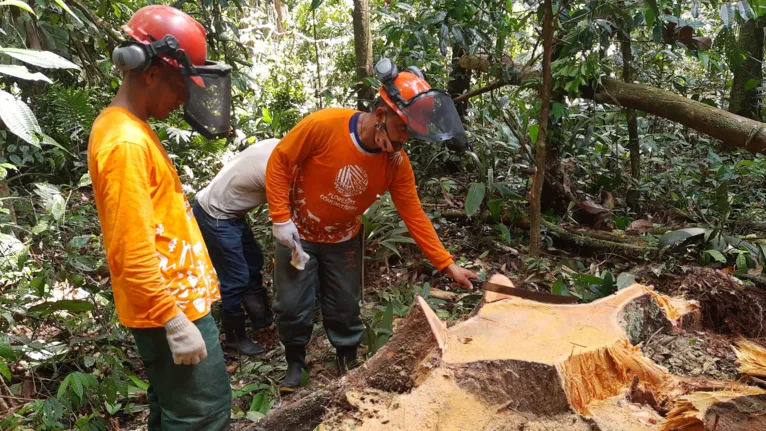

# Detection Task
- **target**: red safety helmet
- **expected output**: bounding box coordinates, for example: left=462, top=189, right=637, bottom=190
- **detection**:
left=122, top=5, right=207, bottom=86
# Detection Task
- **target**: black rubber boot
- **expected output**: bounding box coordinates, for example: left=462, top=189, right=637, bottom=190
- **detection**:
left=221, top=312, right=265, bottom=356
left=280, top=345, right=306, bottom=393
left=336, top=345, right=358, bottom=376
left=242, top=291, right=274, bottom=331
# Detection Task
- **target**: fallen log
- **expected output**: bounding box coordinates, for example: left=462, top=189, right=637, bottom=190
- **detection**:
left=458, top=55, right=766, bottom=155
left=254, top=274, right=762, bottom=430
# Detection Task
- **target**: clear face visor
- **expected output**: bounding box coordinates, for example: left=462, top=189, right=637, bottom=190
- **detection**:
left=400, top=90, right=466, bottom=147
left=181, top=60, right=232, bottom=140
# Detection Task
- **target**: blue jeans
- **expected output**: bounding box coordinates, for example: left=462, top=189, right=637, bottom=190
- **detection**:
left=193, top=203, right=265, bottom=315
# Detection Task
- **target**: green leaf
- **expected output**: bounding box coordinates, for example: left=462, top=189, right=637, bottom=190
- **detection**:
left=617, top=272, right=637, bottom=290
left=644, top=6, right=656, bottom=28
left=382, top=303, right=393, bottom=333
left=299, top=368, right=309, bottom=386
left=0, top=0, right=37, bottom=17
left=40, top=133, right=72, bottom=155
left=736, top=253, right=748, bottom=272
left=31, top=272, right=47, bottom=297
left=28, top=299, right=96, bottom=315
left=645, top=0, right=660, bottom=17
left=551, top=102, right=565, bottom=120
left=704, top=249, right=727, bottom=263
left=249, top=391, right=272, bottom=415
left=0, top=89, right=42, bottom=145
left=465, top=182, right=486, bottom=217
left=54, top=0, right=83, bottom=24
left=310, top=0, right=322, bottom=10
left=127, top=375, right=149, bottom=391
left=658, top=228, right=707, bottom=248
left=529, top=123, right=539, bottom=143
left=67, top=235, right=92, bottom=249
left=42, top=398, right=63, bottom=427
left=454, top=0, right=466, bottom=20
left=0, top=360, right=10, bottom=381
left=0, top=343, right=16, bottom=360
left=0, top=48, right=80, bottom=70
left=0, top=65, right=52, bottom=82
left=57, top=374, right=71, bottom=399
left=652, top=23, right=663, bottom=43
left=551, top=278, right=572, bottom=296
left=70, top=373, right=85, bottom=400
left=745, top=79, right=760, bottom=91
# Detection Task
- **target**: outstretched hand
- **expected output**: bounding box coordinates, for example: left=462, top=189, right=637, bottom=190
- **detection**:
left=444, top=263, right=479, bottom=290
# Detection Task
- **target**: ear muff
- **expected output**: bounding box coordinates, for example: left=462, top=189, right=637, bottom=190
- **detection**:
left=111, top=35, right=180, bottom=73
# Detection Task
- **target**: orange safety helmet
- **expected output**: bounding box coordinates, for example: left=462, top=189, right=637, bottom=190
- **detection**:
left=374, top=58, right=466, bottom=150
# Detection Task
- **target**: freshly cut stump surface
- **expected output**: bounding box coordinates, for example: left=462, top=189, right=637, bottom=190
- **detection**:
left=257, top=274, right=764, bottom=431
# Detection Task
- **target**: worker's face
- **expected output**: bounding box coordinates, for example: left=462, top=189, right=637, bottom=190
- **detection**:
left=374, top=107, right=408, bottom=153
left=143, top=62, right=188, bottom=120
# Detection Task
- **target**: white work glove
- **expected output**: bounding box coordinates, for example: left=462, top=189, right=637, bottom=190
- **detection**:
left=273, top=220, right=310, bottom=270
left=273, top=220, right=301, bottom=250
left=164, top=312, right=207, bottom=365
left=291, top=241, right=310, bottom=271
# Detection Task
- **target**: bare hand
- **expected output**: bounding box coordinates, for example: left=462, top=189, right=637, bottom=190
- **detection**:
left=444, top=263, right=479, bottom=290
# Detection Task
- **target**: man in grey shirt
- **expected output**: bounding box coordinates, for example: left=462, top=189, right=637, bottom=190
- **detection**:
left=193, top=138, right=280, bottom=355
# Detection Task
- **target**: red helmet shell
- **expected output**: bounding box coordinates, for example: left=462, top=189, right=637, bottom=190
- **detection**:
left=123, top=5, right=207, bottom=69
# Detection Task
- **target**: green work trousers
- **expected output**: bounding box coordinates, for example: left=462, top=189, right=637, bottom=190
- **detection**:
left=131, top=313, right=232, bottom=431
left=273, top=233, right=363, bottom=349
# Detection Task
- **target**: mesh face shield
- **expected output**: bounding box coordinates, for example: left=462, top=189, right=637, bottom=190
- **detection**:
left=181, top=60, right=232, bottom=140
left=399, top=90, right=467, bottom=150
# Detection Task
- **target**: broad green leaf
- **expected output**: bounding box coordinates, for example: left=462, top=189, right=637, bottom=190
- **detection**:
left=40, top=134, right=72, bottom=155
left=77, top=173, right=92, bottom=188
left=465, top=182, right=486, bottom=217
left=0, top=89, right=41, bottom=145
left=736, top=253, right=748, bottom=272
left=454, top=0, right=466, bottom=20
left=552, top=102, right=565, bottom=120
left=529, top=123, right=539, bottom=143
left=31, top=272, right=46, bottom=297
left=0, top=0, right=37, bottom=17
left=54, top=0, right=83, bottom=24
left=71, top=373, right=84, bottom=400
left=28, top=299, right=96, bottom=315
left=68, top=255, right=94, bottom=272
left=0, top=65, right=52, bottom=82
left=691, top=0, right=700, bottom=18
left=0, top=360, right=9, bottom=381
left=67, top=235, right=92, bottom=249
left=745, top=78, right=759, bottom=91
left=495, top=223, right=511, bottom=242
left=551, top=278, right=573, bottom=296
left=299, top=368, right=309, bottom=386
left=644, top=6, right=656, bottom=28
left=704, top=249, right=727, bottom=263
left=645, top=0, right=659, bottom=17
left=382, top=303, right=393, bottom=333
left=42, top=397, right=63, bottom=427
left=51, top=193, right=66, bottom=221
left=570, top=273, right=605, bottom=285
left=617, top=272, right=637, bottom=290
left=0, top=343, right=15, bottom=360
left=57, top=374, right=71, bottom=399
left=0, top=48, right=80, bottom=70
left=658, top=228, right=707, bottom=248
left=451, top=26, right=465, bottom=46
left=127, top=375, right=149, bottom=391
left=310, top=0, right=322, bottom=10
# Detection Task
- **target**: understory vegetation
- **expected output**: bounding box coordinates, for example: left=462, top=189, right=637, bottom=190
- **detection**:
left=2, top=0, right=766, bottom=429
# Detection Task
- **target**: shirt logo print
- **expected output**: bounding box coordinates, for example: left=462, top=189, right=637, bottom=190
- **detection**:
left=334, top=165, right=369, bottom=197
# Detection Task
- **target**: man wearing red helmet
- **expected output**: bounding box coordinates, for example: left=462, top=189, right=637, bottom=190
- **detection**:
left=88, top=6, right=233, bottom=429
left=266, top=58, right=477, bottom=392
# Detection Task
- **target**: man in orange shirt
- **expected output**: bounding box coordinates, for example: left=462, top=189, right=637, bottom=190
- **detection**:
left=266, top=58, right=478, bottom=392
left=88, top=6, right=232, bottom=429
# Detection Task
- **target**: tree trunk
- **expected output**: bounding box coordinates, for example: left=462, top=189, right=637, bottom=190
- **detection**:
left=352, top=0, right=374, bottom=111
left=529, top=0, right=554, bottom=257
left=621, top=31, right=641, bottom=214
left=273, top=0, right=286, bottom=33
left=728, top=16, right=766, bottom=121
left=448, top=46, right=472, bottom=118
left=458, top=55, right=766, bottom=155
left=252, top=275, right=765, bottom=431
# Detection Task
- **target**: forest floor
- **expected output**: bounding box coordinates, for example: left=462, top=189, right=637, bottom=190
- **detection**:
left=4, top=191, right=766, bottom=430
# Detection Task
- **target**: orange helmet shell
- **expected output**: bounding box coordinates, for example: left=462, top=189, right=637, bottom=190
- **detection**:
left=379, top=71, right=432, bottom=130
left=123, top=5, right=207, bottom=69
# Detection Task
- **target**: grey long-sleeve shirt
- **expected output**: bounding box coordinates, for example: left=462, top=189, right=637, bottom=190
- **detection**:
left=196, top=138, right=280, bottom=219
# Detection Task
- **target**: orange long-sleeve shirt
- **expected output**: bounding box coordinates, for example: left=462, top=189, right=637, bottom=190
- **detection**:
left=265, top=108, right=454, bottom=271
left=88, top=107, right=220, bottom=328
